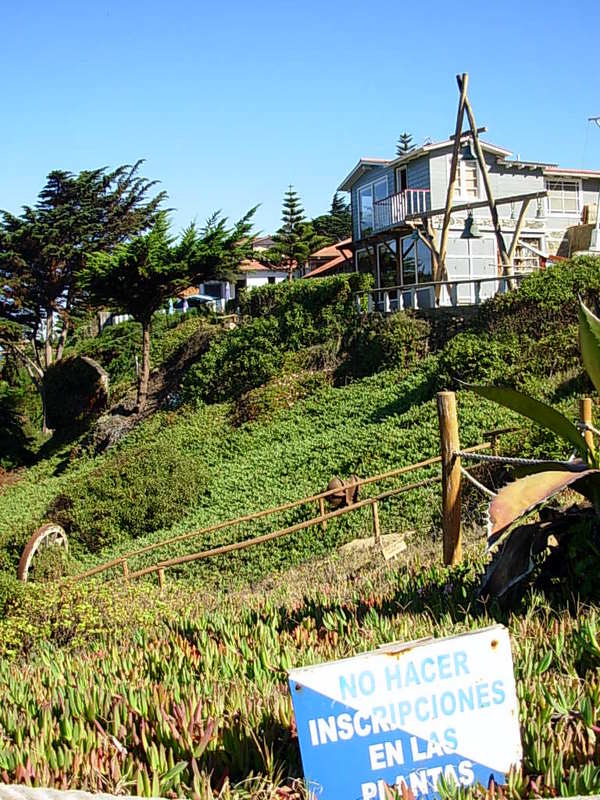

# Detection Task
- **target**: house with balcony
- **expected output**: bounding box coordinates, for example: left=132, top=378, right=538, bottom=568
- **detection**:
left=338, top=136, right=600, bottom=308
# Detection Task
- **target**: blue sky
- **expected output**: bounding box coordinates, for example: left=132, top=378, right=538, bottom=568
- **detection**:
left=2, top=0, right=599, bottom=237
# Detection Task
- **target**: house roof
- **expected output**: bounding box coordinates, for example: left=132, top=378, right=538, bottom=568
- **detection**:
left=337, top=139, right=513, bottom=192
left=304, top=253, right=350, bottom=278
left=309, top=238, right=353, bottom=259
left=239, top=259, right=289, bottom=273
left=544, top=166, right=600, bottom=178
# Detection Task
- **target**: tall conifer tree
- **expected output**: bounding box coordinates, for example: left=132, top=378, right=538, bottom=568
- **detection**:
left=396, top=132, right=414, bottom=155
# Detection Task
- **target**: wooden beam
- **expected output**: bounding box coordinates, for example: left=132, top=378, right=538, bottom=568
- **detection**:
left=438, top=73, right=469, bottom=282
left=449, top=125, right=486, bottom=140
left=458, top=75, right=511, bottom=273
left=507, top=198, right=532, bottom=264
left=406, top=190, right=547, bottom=222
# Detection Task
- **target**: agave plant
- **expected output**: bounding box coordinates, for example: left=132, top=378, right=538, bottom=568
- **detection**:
left=471, top=299, right=600, bottom=598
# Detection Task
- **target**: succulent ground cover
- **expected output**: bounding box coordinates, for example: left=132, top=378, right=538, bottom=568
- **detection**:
left=1, top=552, right=600, bottom=798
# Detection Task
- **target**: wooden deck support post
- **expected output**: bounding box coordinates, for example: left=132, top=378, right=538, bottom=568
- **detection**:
left=437, top=391, right=462, bottom=565
left=319, top=497, right=327, bottom=533
left=580, top=397, right=594, bottom=451
left=372, top=501, right=381, bottom=545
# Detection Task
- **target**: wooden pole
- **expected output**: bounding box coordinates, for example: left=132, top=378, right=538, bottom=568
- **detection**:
left=319, top=497, right=327, bottom=532
left=372, top=501, right=381, bottom=545
left=158, top=568, right=165, bottom=589
left=122, top=561, right=129, bottom=579
left=580, top=397, right=594, bottom=452
left=438, top=73, right=469, bottom=282
left=507, top=199, right=532, bottom=265
left=437, top=391, right=462, bottom=565
left=459, top=78, right=511, bottom=274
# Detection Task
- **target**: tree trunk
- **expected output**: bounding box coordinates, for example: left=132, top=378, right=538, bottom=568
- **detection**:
left=45, top=312, right=53, bottom=370
left=136, top=320, right=152, bottom=413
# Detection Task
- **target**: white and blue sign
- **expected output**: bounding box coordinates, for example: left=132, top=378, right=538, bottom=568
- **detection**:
left=289, top=625, right=522, bottom=799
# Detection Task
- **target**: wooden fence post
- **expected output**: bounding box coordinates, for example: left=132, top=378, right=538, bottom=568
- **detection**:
left=372, top=501, right=381, bottom=545
left=319, top=497, right=327, bottom=533
left=581, top=397, right=594, bottom=451
left=122, top=561, right=129, bottom=579
left=437, top=391, right=462, bottom=565
left=158, top=568, right=165, bottom=589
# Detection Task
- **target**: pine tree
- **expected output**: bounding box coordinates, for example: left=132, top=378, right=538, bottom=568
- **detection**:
left=396, top=132, right=414, bottom=156
left=269, top=186, right=325, bottom=279
left=312, top=193, right=352, bottom=244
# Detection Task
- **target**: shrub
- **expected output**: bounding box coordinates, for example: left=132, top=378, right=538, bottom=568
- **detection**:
left=0, top=381, right=32, bottom=468
left=231, top=369, right=332, bottom=426
left=476, top=255, right=600, bottom=339
left=341, top=312, right=430, bottom=378
left=436, top=332, right=522, bottom=388
left=46, top=438, right=208, bottom=552
left=183, top=317, right=284, bottom=402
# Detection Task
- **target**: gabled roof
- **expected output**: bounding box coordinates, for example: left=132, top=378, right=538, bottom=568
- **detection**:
left=239, top=259, right=289, bottom=273
left=304, top=254, right=349, bottom=278
left=338, top=139, right=513, bottom=192
left=309, top=238, right=352, bottom=259
left=337, top=159, right=391, bottom=192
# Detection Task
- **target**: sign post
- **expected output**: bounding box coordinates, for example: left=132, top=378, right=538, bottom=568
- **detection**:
left=289, top=625, right=522, bottom=799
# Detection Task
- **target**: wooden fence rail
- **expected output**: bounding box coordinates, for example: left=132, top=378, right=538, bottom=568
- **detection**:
left=72, top=442, right=494, bottom=584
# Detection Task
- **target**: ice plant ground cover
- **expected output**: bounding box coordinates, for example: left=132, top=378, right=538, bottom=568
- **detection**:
left=0, top=552, right=600, bottom=798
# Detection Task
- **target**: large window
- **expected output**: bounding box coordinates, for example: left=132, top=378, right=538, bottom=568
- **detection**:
left=545, top=179, right=581, bottom=215
left=399, top=237, right=432, bottom=285
left=356, top=249, right=374, bottom=276
left=358, top=178, right=388, bottom=235
left=377, top=241, right=398, bottom=288
left=453, top=159, right=479, bottom=199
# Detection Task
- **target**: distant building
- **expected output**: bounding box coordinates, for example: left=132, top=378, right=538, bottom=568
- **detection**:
left=304, top=239, right=353, bottom=278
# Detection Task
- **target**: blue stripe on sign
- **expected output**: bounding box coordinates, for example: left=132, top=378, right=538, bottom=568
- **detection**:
left=289, top=679, right=504, bottom=800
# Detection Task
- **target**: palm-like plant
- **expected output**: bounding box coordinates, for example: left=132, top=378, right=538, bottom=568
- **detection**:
left=471, top=300, right=600, bottom=596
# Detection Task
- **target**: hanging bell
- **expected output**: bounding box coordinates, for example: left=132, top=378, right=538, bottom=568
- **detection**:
left=461, top=140, right=477, bottom=161
left=461, top=212, right=482, bottom=239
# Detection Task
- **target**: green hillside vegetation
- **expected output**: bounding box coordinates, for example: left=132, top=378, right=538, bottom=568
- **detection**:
left=1, top=259, right=600, bottom=797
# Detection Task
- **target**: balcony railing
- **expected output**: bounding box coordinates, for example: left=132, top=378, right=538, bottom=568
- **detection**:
left=355, top=273, right=534, bottom=313
left=372, top=189, right=431, bottom=233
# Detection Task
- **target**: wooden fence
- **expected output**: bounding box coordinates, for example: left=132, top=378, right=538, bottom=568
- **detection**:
left=71, top=437, right=498, bottom=586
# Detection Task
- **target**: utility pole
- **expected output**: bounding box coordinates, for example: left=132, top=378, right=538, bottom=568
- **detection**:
left=589, top=117, right=600, bottom=252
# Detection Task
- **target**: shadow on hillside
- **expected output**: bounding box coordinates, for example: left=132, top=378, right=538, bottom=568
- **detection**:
left=365, top=373, right=438, bottom=425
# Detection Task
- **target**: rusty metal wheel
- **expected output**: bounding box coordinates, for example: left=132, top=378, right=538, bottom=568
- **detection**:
left=17, top=522, right=69, bottom=582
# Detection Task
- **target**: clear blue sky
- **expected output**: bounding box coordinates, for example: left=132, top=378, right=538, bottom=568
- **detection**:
left=2, top=0, right=599, bottom=237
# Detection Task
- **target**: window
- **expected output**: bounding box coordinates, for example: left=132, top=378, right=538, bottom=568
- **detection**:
left=356, top=249, right=374, bottom=276
left=513, top=237, right=542, bottom=272
left=400, top=236, right=432, bottom=285
left=358, top=178, right=388, bottom=235
left=377, top=241, right=398, bottom=288
left=545, top=179, right=581, bottom=215
left=268, top=276, right=276, bottom=284
left=454, top=160, right=479, bottom=199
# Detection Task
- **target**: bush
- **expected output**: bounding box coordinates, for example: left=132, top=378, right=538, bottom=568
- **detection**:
left=43, top=356, right=109, bottom=430
left=231, top=369, right=332, bottom=426
left=183, top=317, right=284, bottom=403
left=436, top=332, right=522, bottom=388
left=341, top=312, right=430, bottom=378
left=46, top=438, right=208, bottom=552
left=0, top=381, right=32, bottom=468
left=476, top=255, right=600, bottom=339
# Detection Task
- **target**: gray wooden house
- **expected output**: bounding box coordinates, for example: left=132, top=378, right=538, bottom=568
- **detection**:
left=338, top=137, right=600, bottom=308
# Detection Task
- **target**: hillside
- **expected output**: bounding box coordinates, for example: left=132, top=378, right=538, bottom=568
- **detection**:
left=1, top=259, right=600, bottom=797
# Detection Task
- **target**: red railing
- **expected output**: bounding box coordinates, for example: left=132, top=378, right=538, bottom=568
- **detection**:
left=373, top=189, right=431, bottom=231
